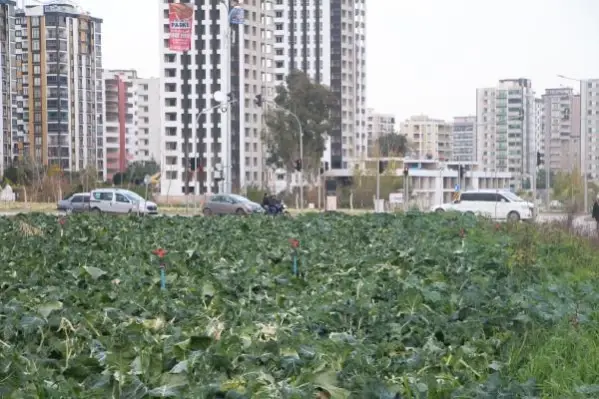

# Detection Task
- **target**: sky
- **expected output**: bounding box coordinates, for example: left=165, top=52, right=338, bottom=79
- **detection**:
left=79, top=0, right=599, bottom=122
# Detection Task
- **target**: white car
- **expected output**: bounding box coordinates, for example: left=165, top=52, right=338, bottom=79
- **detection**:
left=90, top=188, right=158, bottom=215
left=431, top=190, right=533, bottom=221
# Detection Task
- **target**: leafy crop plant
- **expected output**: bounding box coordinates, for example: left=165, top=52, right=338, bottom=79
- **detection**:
left=0, top=212, right=598, bottom=398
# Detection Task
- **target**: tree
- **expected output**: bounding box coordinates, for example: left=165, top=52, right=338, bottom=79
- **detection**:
left=263, top=70, right=336, bottom=175
left=112, top=160, right=160, bottom=185
left=375, top=133, right=409, bottom=157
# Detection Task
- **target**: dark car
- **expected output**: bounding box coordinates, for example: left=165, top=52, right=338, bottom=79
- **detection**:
left=57, top=193, right=91, bottom=213
left=202, top=194, right=265, bottom=216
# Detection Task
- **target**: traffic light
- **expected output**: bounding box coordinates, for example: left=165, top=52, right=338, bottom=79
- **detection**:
left=403, top=166, right=409, bottom=177
left=295, top=159, right=302, bottom=171
left=254, top=94, right=263, bottom=107
left=536, top=151, right=544, bottom=167
left=319, top=161, right=329, bottom=175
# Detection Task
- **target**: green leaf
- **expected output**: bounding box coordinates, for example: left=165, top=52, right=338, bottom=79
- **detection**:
left=313, top=371, right=350, bottom=399
left=202, top=282, right=215, bottom=297
left=37, top=301, right=62, bottom=318
left=147, top=386, right=180, bottom=397
left=83, top=266, right=107, bottom=280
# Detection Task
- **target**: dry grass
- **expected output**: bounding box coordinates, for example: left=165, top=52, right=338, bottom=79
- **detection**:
left=0, top=202, right=55, bottom=211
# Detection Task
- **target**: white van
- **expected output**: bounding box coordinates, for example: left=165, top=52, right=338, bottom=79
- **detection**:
left=89, top=188, right=158, bottom=215
left=432, top=190, right=533, bottom=221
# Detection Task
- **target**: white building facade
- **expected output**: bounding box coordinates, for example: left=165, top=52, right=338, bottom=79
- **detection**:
left=451, top=116, right=475, bottom=163
left=580, top=79, right=599, bottom=180
left=541, top=87, right=580, bottom=174
left=135, top=77, right=160, bottom=163
left=272, top=0, right=367, bottom=170
left=476, top=78, right=536, bottom=189
left=159, top=0, right=274, bottom=196
left=366, top=108, right=395, bottom=154
left=400, top=115, right=452, bottom=161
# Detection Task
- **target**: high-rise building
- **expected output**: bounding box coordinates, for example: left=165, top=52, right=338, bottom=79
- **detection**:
left=14, top=0, right=103, bottom=174
left=272, top=0, right=367, bottom=169
left=366, top=108, right=395, bottom=153
left=0, top=0, right=16, bottom=175
left=102, top=69, right=138, bottom=181
left=159, top=0, right=274, bottom=197
left=452, top=116, right=476, bottom=163
left=400, top=115, right=452, bottom=160
left=136, top=77, right=160, bottom=163
left=102, top=71, right=161, bottom=181
left=541, top=88, right=580, bottom=174
left=580, top=79, right=599, bottom=179
left=534, top=97, right=544, bottom=155
left=476, top=79, right=536, bottom=188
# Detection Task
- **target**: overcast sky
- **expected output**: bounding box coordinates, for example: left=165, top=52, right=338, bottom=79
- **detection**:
left=81, top=0, right=599, bottom=122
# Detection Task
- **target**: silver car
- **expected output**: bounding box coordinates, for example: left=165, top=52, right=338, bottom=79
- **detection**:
left=57, top=193, right=90, bottom=214
left=89, top=188, right=159, bottom=215
left=202, top=194, right=264, bottom=216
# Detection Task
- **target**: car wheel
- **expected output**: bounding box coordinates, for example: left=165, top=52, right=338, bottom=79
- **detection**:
left=507, top=211, right=520, bottom=222
left=435, top=208, right=444, bottom=213
left=236, top=208, right=246, bottom=215
left=465, top=211, right=475, bottom=217
left=203, top=208, right=212, bottom=216
left=92, top=208, right=101, bottom=215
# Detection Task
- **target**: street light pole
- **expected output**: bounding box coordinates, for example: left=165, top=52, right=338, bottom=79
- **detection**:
left=219, top=0, right=232, bottom=193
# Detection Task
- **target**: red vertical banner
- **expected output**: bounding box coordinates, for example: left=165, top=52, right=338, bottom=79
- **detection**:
left=168, top=3, right=193, bottom=52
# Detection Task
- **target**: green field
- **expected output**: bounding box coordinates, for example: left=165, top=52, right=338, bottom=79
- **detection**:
left=1, top=212, right=598, bottom=397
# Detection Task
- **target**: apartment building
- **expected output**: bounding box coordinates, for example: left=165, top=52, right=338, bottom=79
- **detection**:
left=476, top=78, right=536, bottom=188
left=102, top=69, right=137, bottom=180
left=534, top=97, right=544, bottom=155
left=136, top=77, right=160, bottom=163
left=366, top=108, right=394, bottom=153
left=272, top=0, right=367, bottom=169
left=14, top=0, right=103, bottom=175
left=400, top=115, right=451, bottom=161
left=102, top=71, right=161, bottom=180
left=452, top=116, right=475, bottom=163
left=541, top=88, right=580, bottom=174
left=0, top=0, right=15, bottom=174
left=580, top=79, right=599, bottom=179
left=159, top=0, right=274, bottom=196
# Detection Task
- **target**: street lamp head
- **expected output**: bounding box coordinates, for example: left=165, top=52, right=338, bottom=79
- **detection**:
left=213, top=91, right=226, bottom=102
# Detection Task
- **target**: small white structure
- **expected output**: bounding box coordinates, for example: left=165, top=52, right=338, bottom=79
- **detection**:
left=0, top=184, right=15, bottom=201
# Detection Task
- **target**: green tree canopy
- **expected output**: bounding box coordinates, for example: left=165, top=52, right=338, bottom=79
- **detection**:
left=114, top=160, right=160, bottom=184
left=375, top=133, right=409, bottom=157
left=263, top=70, right=337, bottom=173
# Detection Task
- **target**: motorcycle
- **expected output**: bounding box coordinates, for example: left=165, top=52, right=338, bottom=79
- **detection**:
left=263, top=200, right=289, bottom=216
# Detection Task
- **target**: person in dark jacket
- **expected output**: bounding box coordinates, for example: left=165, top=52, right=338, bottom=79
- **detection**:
left=592, top=195, right=599, bottom=231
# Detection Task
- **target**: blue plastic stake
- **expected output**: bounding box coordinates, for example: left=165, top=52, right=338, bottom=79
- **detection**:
left=160, top=264, right=166, bottom=290
left=292, top=250, right=298, bottom=276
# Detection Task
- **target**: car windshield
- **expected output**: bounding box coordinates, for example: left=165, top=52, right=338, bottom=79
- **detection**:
left=122, top=191, right=144, bottom=202
left=229, top=194, right=250, bottom=203
left=502, top=191, right=525, bottom=202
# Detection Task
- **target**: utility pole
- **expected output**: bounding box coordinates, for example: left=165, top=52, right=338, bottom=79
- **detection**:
left=403, top=166, right=409, bottom=211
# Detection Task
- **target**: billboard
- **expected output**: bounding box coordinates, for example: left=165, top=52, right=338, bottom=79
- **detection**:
left=168, top=3, right=193, bottom=52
